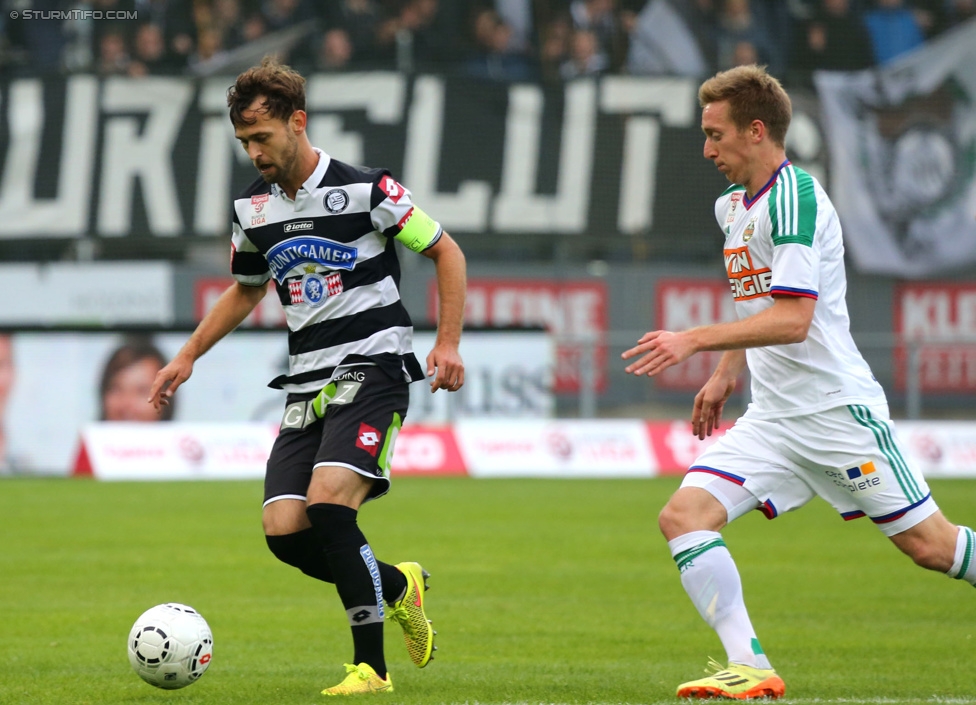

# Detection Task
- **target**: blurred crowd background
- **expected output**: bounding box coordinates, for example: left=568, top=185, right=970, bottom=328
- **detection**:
left=3, top=0, right=976, bottom=85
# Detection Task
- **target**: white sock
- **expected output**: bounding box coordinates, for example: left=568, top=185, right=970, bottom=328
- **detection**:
left=669, top=531, right=772, bottom=670
left=947, top=526, right=976, bottom=586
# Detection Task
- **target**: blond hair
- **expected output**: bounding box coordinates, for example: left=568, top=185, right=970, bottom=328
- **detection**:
left=698, top=65, right=792, bottom=147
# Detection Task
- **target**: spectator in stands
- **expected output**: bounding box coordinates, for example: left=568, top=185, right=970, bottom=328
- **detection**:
left=794, top=0, right=873, bottom=76
left=863, top=0, right=925, bottom=64
left=375, top=0, right=457, bottom=72
left=128, top=22, right=176, bottom=75
left=262, top=0, right=309, bottom=32
left=100, top=337, right=174, bottom=422
left=312, top=0, right=382, bottom=70
left=538, top=14, right=572, bottom=81
left=187, top=24, right=229, bottom=73
left=909, top=0, right=950, bottom=38
left=947, top=0, right=976, bottom=23
left=560, top=26, right=608, bottom=77
left=465, top=6, right=538, bottom=81
left=627, top=0, right=709, bottom=77
left=241, top=11, right=269, bottom=44
left=97, top=30, right=133, bottom=75
left=714, top=0, right=779, bottom=75
left=164, top=0, right=198, bottom=70
left=568, top=0, right=629, bottom=72
left=750, top=0, right=792, bottom=77
left=316, top=28, right=355, bottom=69
left=730, top=38, right=759, bottom=66
left=493, top=0, right=536, bottom=55
left=212, top=0, right=250, bottom=51
left=9, top=0, right=66, bottom=73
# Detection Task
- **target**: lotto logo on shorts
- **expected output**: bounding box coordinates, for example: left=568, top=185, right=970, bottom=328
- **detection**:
left=356, top=423, right=381, bottom=457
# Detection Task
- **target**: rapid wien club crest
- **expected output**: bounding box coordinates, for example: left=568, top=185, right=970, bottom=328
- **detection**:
left=744, top=216, right=756, bottom=242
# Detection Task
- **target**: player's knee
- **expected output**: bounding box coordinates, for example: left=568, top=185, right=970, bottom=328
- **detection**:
left=894, top=533, right=954, bottom=572
left=891, top=514, right=959, bottom=572
left=265, top=532, right=305, bottom=569
left=266, top=529, right=335, bottom=583
left=659, top=488, right=727, bottom=540
left=658, top=499, right=704, bottom=540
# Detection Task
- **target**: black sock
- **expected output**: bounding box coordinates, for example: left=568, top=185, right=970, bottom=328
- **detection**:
left=265, top=529, right=334, bottom=583
left=265, top=528, right=405, bottom=601
left=307, top=503, right=388, bottom=677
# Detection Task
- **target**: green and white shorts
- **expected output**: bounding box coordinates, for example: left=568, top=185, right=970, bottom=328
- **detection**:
left=681, top=403, right=937, bottom=536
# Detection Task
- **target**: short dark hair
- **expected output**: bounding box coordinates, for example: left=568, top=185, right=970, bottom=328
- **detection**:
left=698, top=64, right=792, bottom=147
left=227, top=55, right=306, bottom=127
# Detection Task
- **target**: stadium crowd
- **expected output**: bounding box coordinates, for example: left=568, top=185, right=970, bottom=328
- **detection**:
left=2, top=0, right=975, bottom=84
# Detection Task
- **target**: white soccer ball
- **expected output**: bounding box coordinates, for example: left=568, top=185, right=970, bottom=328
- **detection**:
left=127, top=603, right=213, bottom=689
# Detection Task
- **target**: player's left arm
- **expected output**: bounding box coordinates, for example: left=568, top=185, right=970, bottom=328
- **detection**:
left=420, top=232, right=466, bottom=392
left=623, top=295, right=815, bottom=378
left=372, top=171, right=467, bottom=392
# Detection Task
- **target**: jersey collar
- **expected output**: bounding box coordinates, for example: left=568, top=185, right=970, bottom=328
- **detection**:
left=275, top=148, right=331, bottom=205
left=744, top=159, right=790, bottom=210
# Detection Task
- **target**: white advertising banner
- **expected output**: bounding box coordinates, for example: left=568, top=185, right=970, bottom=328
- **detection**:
left=407, top=330, right=554, bottom=423
left=77, top=422, right=277, bottom=480
left=897, top=421, right=976, bottom=479
left=0, top=328, right=550, bottom=475
left=816, top=18, right=976, bottom=277
left=0, top=263, right=174, bottom=325
left=2, top=331, right=287, bottom=474
left=454, top=419, right=655, bottom=478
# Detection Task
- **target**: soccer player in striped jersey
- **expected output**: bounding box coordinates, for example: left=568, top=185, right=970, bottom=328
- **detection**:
left=148, top=57, right=466, bottom=696
left=623, top=64, right=975, bottom=700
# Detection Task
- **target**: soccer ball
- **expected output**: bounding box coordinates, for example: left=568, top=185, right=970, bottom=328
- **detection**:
left=127, top=603, right=213, bottom=689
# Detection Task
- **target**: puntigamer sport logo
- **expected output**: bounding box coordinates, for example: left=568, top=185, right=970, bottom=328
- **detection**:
left=266, top=236, right=358, bottom=283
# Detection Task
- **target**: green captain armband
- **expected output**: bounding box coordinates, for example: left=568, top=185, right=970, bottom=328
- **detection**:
left=395, top=206, right=441, bottom=253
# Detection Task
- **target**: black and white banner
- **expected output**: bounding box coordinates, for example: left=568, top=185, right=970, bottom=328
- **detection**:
left=0, top=73, right=723, bottom=242
left=816, top=18, right=976, bottom=278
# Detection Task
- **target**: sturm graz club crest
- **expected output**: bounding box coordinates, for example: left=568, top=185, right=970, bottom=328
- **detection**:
left=301, top=272, right=328, bottom=307
left=324, top=189, right=349, bottom=214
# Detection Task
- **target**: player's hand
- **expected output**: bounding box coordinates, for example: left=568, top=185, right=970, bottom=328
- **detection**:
left=426, top=343, right=464, bottom=392
left=621, top=330, right=696, bottom=377
left=691, top=375, right=736, bottom=440
left=147, top=354, right=194, bottom=413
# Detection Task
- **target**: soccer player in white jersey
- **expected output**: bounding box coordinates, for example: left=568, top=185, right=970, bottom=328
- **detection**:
left=148, top=57, right=466, bottom=696
left=622, top=64, right=976, bottom=700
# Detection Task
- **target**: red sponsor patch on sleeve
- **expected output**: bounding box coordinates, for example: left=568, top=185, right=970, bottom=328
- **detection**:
left=378, top=175, right=406, bottom=204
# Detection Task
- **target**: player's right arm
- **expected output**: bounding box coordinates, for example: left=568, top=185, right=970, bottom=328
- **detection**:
left=692, top=349, right=746, bottom=440
left=148, top=281, right=268, bottom=411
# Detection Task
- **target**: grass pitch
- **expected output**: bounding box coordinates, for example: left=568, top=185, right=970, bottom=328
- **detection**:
left=1, top=476, right=975, bottom=705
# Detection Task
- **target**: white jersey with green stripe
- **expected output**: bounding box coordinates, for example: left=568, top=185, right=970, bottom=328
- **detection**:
left=714, top=161, right=886, bottom=419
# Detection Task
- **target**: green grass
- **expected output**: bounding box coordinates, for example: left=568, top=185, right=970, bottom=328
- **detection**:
left=2, top=476, right=975, bottom=704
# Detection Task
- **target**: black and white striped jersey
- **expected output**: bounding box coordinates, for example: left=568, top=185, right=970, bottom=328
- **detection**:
left=230, top=149, right=442, bottom=393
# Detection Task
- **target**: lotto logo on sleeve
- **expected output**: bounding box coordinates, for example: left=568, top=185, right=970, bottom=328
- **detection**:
left=379, top=175, right=406, bottom=204
left=725, top=246, right=772, bottom=301
left=356, top=423, right=381, bottom=457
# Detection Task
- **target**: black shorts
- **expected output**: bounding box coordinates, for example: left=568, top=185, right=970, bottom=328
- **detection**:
left=263, top=366, right=409, bottom=506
